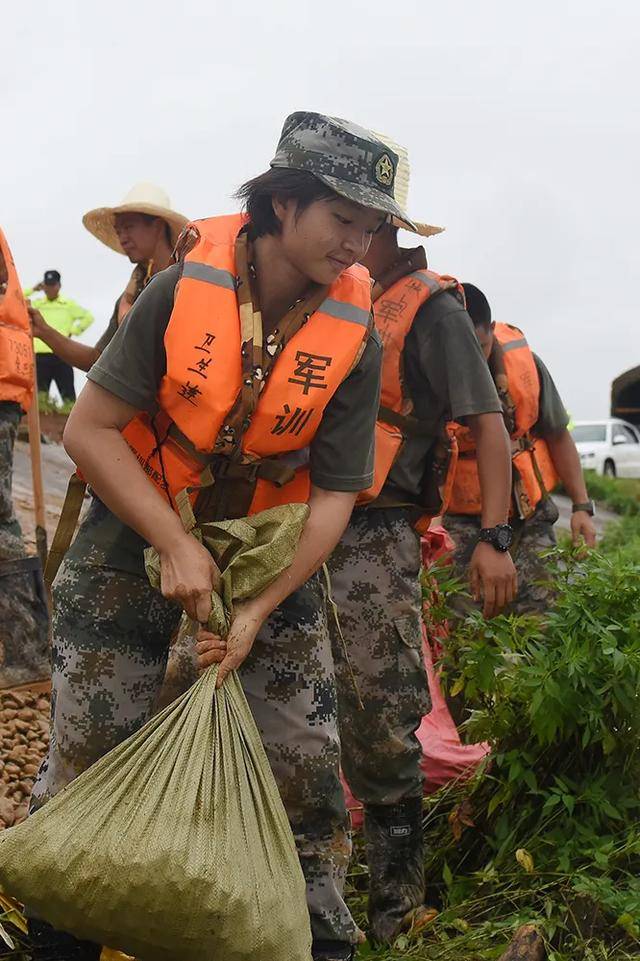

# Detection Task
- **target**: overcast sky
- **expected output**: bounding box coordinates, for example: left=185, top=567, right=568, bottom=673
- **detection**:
left=3, top=0, right=638, bottom=417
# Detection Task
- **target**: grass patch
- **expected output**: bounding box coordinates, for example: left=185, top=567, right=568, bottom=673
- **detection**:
left=560, top=472, right=640, bottom=517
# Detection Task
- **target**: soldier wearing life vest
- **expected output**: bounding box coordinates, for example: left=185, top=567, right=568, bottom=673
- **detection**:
left=29, top=113, right=403, bottom=961
left=0, top=227, right=34, bottom=561
left=445, top=282, right=596, bottom=617
left=29, top=184, right=188, bottom=373
left=325, top=135, right=517, bottom=946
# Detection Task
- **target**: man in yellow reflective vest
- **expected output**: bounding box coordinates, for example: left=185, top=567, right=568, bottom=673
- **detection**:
left=26, top=270, right=93, bottom=402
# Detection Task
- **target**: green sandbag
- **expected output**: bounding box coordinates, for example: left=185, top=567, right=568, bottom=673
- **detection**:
left=0, top=503, right=312, bottom=961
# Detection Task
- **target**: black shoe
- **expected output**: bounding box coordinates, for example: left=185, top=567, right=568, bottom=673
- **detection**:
left=312, top=939, right=355, bottom=960
left=27, top=918, right=101, bottom=961
left=364, top=797, right=433, bottom=945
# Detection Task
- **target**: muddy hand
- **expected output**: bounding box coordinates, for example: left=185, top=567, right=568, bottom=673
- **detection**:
left=196, top=629, right=228, bottom=672
left=159, top=532, right=221, bottom=623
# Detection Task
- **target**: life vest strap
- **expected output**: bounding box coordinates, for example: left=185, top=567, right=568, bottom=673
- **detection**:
left=209, top=457, right=296, bottom=487
left=167, top=421, right=296, bottom=488
left=378, top=404, right=433, bottom=438
left=44, top=472, right=87, bottom=589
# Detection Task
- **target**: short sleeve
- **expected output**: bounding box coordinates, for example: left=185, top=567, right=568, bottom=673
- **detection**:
left=87, top=265, right=180, bottom=411
left=309, top=329, right=382, bottom=491
left=532, top=353, right=570, bottom=436
left=411, top=294, right=501, bottom=422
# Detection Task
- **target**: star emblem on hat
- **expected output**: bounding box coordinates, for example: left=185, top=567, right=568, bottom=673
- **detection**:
left=374, top=153, right=395, bottom=187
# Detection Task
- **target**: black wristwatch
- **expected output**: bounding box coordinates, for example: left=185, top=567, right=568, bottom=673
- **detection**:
left=572, top=500, right=596, bottom=517
left=478, top=523, right=514, bottom=553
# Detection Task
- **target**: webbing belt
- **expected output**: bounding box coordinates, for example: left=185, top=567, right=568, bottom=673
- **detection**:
left=43, top=472, right=86, bottom=589
left=167, top=422, right=296, bottom=487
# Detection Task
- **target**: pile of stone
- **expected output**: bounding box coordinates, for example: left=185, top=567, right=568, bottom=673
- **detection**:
left=0, top=686, right=50, bottom=828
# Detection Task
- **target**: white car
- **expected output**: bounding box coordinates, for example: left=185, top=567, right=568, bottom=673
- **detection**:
left=572, top=419, right=640, bottom=478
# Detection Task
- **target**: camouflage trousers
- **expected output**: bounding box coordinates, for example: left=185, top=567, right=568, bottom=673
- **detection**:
left=0, top=401, right=25, bottom=561
left=444, top=496, right=560, bottom=618
left=32, top=559, right=358, bottom=946
left=327, top=507, right=429, bottom=806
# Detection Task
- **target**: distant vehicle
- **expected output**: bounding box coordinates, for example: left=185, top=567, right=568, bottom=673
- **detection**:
left=611, top=365, right=640, bottom=430
left=572, top=419, right=640, bottom=478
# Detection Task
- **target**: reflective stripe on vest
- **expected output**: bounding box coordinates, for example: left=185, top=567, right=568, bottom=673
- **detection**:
left=122, top=214, right=372, bottom=514
left=501, top=335, right=528, bottom=354
left=182, top=261, right=237, bottom=290
left=0, top=227, right=33, bottom=411
left=181, top=262, right=371, bottom=329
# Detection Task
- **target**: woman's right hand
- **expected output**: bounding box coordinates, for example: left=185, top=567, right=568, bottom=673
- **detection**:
left=159, top=532, right=221, bottom=623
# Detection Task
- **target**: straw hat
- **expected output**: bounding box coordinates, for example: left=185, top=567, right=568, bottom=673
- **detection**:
left=82, top=183, right=189, bottom=255
left=373, top=132, right=444, bottom=238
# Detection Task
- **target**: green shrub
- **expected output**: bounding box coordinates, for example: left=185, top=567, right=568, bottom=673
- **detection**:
left=346, top=541, right=640, bottom=960
left=424, top=547, right=640, bottom=958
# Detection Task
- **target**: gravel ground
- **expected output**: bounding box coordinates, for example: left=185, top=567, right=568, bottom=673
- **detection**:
left=0, top=684, right=50, bottom=829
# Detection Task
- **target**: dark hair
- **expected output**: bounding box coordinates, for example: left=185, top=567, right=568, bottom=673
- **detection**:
left=138, top=213, right=172, bottom=246
left=462, top=283, right=492, bottom=330
left=235, top=168, right=338, bottom=238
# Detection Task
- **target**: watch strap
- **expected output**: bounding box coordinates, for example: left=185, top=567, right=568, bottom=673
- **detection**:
left=478, top=523, right=514, bottom=552
left=571, top=500, right=595, bottom=516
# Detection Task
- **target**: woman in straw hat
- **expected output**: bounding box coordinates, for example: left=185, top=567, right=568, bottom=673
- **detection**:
left=325, top=133, right=516, bottom=945
left=28, top=112, right=411, bottom=961
left=29, top=183, right=188, bottom=372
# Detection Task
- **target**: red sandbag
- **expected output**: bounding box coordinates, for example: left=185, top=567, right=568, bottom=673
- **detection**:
left=343, top=527, right=489, bottom=828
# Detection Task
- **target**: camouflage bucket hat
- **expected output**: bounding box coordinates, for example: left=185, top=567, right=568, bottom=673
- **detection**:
left=270, top=111, right=417, bottom=231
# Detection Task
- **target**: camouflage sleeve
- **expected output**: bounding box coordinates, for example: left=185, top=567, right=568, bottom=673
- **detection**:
left=531, top=353, right=570, bottom=436
left=309, top=328, right=382, bottom=492
left=87, top=265, right=181, bottom=412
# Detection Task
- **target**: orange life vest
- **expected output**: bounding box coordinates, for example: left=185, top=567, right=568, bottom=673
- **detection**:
left=0, top=228, right=33, bottom=411
left=358, top=268, right=463, bottom=532
left=448, top=322, right=559, bottom=517
left=122, top=214, right=372, bottom=517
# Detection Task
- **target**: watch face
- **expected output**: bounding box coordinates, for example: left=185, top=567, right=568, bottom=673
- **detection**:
left=496, top=526, right=513, bottom=550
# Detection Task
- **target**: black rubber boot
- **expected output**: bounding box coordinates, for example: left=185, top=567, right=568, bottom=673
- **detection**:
left=312, top=939, right=356, bottom=960
left=363, top=797, right=428, bottom=944
left=27, top=918, right=101, bottom=961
